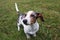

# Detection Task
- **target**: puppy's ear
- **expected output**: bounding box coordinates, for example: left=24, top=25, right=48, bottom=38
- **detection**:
left=36, top=12, right=44, bottom=22
left=25, top=14, right=27, bottom=16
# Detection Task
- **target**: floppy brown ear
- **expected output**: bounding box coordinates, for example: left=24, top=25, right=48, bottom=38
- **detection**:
left=36, top=13, right=44, bottom=22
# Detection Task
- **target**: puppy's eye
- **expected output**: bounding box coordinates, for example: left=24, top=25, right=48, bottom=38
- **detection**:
left=30, top=14, right=36, bottom=18
left=30, top=14, right=35, bottom=17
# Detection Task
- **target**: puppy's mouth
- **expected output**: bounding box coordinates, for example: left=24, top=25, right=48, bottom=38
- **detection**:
left=23, top=15, right=36, bottom=25
left=23, top=19, right=30, bottom=25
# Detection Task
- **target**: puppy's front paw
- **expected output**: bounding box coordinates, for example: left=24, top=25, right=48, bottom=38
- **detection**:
left=33, top=34, right=36, bottom=37
left=26, top=34, right=30, bottom=39
left=27, top=35, right=30, bottom=39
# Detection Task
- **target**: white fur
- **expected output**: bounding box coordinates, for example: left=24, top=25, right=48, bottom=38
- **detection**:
left=15, top=3, right=39, bottom=39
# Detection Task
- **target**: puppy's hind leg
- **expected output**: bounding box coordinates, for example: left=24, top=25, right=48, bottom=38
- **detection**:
left=17, top=22, right=21, bottom=31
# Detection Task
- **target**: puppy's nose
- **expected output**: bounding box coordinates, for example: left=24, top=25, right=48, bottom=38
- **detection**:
left=23, top=19, right=28, bottom=25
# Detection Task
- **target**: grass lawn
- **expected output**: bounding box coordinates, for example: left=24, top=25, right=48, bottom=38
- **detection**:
left=0, top=0, right=60, bottom=40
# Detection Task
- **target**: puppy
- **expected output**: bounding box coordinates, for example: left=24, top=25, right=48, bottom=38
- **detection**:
left=15, top=3, right=44, bottom=39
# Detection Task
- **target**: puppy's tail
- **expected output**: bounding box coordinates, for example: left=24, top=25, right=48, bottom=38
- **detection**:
left=15, top=3, right=20, bottom=14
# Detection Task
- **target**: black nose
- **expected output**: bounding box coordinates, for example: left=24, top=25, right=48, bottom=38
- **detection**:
left=23, top=19, right=28, bottom=25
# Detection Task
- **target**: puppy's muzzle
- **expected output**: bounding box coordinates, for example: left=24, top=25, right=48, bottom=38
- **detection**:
left=23, top=19, right=29, bottom=25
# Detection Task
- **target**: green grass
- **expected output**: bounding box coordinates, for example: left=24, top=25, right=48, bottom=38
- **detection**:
left=0, top=0, right=60, bottom=40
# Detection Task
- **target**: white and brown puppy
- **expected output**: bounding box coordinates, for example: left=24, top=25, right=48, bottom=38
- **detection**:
left=15, top=3, right=44, bottom=39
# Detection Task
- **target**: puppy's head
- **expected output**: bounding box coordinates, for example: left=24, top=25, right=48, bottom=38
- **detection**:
left=23, top=11, right=44, bottom=25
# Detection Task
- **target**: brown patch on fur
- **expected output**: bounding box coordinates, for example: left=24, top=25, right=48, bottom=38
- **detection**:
left=30, top=14, right=36, bottom=24
left=30, top=17, right=36, bottom=24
